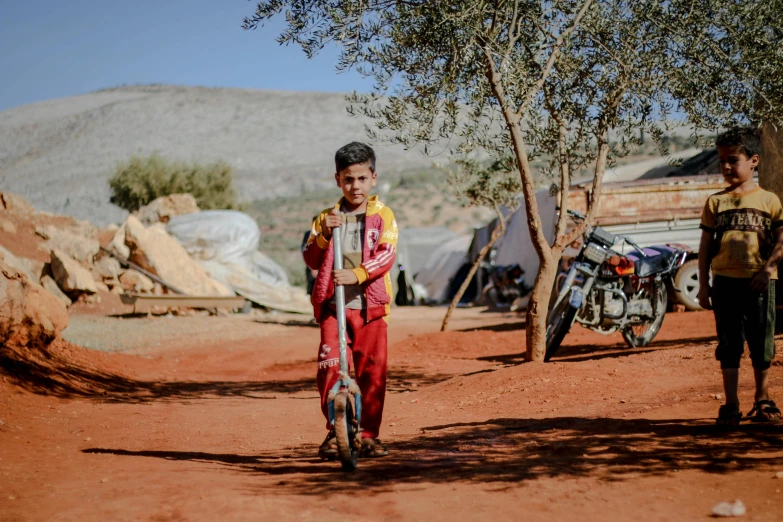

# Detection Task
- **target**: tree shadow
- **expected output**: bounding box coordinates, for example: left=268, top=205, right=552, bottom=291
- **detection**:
left=0, top=346, right=447, bottom=403
left=84, top=416, right=783, bottom=495
left=387, top=368, right=451, bottom=392
left=458, top=321, right=526, bottom=333
left=476, top=352, right=526, bottom=365
left=551, top=335, right=716, bottom=363
left=252, top=317, right=319, bottom=328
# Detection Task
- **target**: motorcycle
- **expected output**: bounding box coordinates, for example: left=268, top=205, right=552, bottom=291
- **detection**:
left=545, top=209, right=689, bottom=362
left=481, top=249, right=532, bottom=311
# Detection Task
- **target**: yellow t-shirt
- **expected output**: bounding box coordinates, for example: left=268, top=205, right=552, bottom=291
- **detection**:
left=700, top=186, right=783, bottom=279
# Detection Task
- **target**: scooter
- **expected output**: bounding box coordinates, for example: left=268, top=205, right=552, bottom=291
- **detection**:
left=327, top=224, right=363, bottom=471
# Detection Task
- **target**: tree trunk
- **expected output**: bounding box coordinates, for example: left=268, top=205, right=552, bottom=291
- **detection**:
left=759, top=122, right=783, bottom=197
left=759, top=122, right=783, bottom=334
left=525, top=254, right=557, bottom=362
left=440, top=222, right=505, bottom=332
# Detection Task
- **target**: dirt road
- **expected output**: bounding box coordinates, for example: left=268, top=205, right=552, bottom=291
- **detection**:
left=2, top=307, right=782, bottom=521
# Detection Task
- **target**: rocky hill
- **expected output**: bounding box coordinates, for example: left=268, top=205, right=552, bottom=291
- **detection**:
left=0, top=85, right=434, bottom=226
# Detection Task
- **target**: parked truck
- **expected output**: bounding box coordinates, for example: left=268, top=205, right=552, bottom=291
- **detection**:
left=567, top=174, right=727, bottom=310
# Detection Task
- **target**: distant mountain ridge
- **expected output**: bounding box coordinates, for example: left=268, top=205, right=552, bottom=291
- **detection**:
left=0, top=85, right=433, bottom=225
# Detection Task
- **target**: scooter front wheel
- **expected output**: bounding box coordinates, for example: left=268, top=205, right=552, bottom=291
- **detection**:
left=333, top=390, right=359, bottom=471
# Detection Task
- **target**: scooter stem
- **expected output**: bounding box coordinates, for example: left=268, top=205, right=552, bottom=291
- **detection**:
left=332, top=224, right=349, bottom=383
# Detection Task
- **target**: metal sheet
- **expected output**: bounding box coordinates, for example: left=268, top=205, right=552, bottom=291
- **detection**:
left=568, top=175, right=726, bottom=226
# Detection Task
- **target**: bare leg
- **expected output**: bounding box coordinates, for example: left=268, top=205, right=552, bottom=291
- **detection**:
left=722, top=368, right=740, bottom=405
left=753, top=367, right=770, bottom=403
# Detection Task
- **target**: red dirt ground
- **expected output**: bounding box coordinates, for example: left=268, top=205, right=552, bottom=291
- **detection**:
left=2, top=307, right=783, bottom=521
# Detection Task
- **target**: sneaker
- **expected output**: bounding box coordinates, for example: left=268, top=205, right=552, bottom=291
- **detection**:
left=360, top=438, right=389, bottom=458
left=318, top=430, right=338, bottom=460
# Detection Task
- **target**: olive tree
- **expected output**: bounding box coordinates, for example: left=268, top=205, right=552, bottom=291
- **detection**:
left=658, top=0, right=783, bottom=191
left=243, top=1, right=771, bottom=360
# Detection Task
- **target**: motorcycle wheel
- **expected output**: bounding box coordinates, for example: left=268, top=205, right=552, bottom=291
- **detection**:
left=544, top=296, right=578, bottom=362
left=333, top=391, right=359, bottom=472
left=622, top=285, right=668, bottom=348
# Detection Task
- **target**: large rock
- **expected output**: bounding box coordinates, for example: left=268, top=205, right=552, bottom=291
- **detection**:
left=135, top=194, right=200, bottom=225
left=108, top=222, right=130, bottom=259
left=0, top=245, right=44, bottom=283
left=35, top=224, right=100, bottom=264
left=40, top=274, right=73, bottom=307
left=93, top=253, right=121, bottom=281
left=0, top=259, right=69, bottom=347
left=50, top=249, right=98, bottom=294
left=119, top=269, right=155, bottom=293
left=123, top=215, right=223, bottom=295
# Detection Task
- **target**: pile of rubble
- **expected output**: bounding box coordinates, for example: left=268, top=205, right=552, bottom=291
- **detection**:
left=0, top=193, right=232, bottom=347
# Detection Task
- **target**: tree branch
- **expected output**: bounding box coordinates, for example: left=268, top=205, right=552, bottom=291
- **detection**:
left=483, top=42, right=551, bottom=261
left=554, top=119, right=571, bottom=243
left=515, top=0, right=595, bottom=117
left=562, top=80, right=627, bottom=245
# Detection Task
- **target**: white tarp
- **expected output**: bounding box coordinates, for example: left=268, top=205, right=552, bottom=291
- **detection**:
left=167, top=211, right=311, bottom=314
left=492, top=190, right=558, bottom=275
left=414, top=235, right=473, bottom=304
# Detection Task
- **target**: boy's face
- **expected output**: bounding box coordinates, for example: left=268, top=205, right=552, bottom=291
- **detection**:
left=335, top=162, right=377, bottom=209
left=717, top=145, right=758, bottom=187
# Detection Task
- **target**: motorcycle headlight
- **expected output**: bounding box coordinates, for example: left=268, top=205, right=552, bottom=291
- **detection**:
left=583, top=243, right=608, bottom=264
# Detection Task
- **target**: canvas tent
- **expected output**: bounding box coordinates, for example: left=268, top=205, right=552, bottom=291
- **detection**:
left=469, top=189, right=558, bottom=292
left=393, top=227, right=463, bottom=304
left=411, top=189, right=558, bottom=306
left=397, top=227, right=459, bottom=277
left=413, top=234, right=473, bottom=304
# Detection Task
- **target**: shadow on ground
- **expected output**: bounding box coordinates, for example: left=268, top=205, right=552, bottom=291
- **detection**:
left=472, top=335, right=716, bottom=367
left=0, top=346, right=447, bottom=403
left=84, top=416, right=783, bottom=494
left=458, top=321, right=525, bottom=333
left=550, top=335, right=716, bottom=363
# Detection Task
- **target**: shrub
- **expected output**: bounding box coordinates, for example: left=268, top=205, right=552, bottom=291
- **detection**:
left=109, top=153, right=238, bottom=211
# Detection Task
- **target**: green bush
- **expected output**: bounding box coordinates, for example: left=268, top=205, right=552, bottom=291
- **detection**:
left=109, top=153, right=238, bottom=211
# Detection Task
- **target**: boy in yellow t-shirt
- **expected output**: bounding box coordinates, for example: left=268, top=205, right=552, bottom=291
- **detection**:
left=699, top=126, right=783, bottom=427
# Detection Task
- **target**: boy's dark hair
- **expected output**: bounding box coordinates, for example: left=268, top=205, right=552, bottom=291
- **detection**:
left=716, top=126, right=761, bottom=158
left=335, top=142, right=376, bottom=173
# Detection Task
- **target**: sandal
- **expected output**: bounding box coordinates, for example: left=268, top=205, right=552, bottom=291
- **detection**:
left=716, top=403, right=742, bottom=428
left=360, top=438, right=389, bottom=458
left=318, top=430, right=338, bottom=460
left=747, top=400, right=781, bottom=423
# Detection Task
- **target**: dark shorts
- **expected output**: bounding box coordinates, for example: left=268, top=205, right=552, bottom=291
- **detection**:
left=712, top=275, right=776, bottom=370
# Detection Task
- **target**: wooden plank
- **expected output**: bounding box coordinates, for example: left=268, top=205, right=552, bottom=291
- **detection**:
left=120, top=294, right=247, bottom=313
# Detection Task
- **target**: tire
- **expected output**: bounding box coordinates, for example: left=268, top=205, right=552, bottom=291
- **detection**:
left=333, top=391, right=359, bottom=472
left=622, top=285, right=667, bottom=348
left=544, top=295, right=578, bottom=362
left=673, top=259, right=701, bottom=311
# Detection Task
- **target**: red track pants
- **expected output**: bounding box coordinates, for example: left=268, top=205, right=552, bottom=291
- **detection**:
left=317, top=307, right=388, bottom=439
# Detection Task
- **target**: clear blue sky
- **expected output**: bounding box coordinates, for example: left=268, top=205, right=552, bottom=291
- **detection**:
left=0, top=0, right=372, bottom=112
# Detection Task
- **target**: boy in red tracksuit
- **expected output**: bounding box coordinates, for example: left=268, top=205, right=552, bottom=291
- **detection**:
left=303, top=142, right=398, bottom=459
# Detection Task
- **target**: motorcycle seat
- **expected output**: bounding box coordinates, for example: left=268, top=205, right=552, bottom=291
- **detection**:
left=626, top=246, right=679, bottom=278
